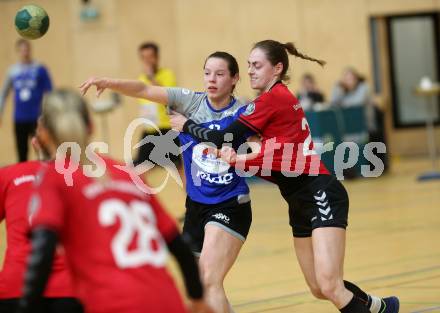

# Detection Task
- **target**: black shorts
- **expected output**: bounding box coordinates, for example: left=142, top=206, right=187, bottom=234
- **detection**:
left=274, top=174, right=349, bottom=238
left=134, top=128, right=182, bottom=167
left=0, top=297, right=83, bottom=313
left=182, top=195, right=252, bottom=255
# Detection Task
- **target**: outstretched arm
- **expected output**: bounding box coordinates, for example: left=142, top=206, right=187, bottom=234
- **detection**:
left=236, top=135, right=262, bottom=161
left=170, top=111, right=252, bottom=148
left=79, top=77, right=168, bottom=104
left=217, top=135, right=261, bottom=164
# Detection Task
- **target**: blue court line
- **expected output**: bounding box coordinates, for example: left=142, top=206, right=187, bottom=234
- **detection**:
left=411, top=306, right=440, bottom=313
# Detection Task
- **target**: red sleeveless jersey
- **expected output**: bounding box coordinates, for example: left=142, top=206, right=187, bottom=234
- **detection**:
left=238, top=83, right=329, bottom=176
left=0, top=161, right=74, bottom=299
left=31, top=157, right=186, bottom=313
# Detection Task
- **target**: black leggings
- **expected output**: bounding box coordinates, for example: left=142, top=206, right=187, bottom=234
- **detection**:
left=0, top=297, right=83, bottom=313
left=14, top=121, right=37, bottom=162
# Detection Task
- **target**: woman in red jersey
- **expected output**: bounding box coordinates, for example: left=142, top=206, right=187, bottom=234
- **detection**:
left=0, top=160, right=83, bottom=313
left=16, top=89, right=213, bottom=313
left=170, top=40, right=399, bottom=313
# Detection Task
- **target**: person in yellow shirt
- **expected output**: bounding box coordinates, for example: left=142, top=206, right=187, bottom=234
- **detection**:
left=135, top=42, right=180, bottom=167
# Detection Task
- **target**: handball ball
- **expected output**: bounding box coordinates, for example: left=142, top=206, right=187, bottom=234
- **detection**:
left=15, top=4, right=50, bottom=40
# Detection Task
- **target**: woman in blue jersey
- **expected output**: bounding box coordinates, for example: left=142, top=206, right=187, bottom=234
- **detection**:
left=80, top=52, right=251, bottom=313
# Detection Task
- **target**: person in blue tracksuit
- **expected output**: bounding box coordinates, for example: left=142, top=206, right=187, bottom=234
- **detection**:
left=0, top=39, right=52, bottom=162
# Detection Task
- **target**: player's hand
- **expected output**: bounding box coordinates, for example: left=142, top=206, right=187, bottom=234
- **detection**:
left=188, top=299, right=215, bottom=313
left=220, top=146, right=237, bottom=164
left=169, top=111, right=188, bottom=132
left=79, top=77, right=109, bottom=97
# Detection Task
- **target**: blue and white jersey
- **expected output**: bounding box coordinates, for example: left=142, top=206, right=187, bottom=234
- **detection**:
left=0, top=62, right=52, bottom=122
left=167, top=87, right=249, bottom=205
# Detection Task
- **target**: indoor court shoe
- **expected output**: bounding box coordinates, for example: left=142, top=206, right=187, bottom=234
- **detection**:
left=381, top=296, right=400, bottom=313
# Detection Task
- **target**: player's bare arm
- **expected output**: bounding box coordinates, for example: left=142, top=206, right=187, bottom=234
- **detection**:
left=237, top=135, right=262, bottom=161
left=170, top=110, right=261, bottom=164
left=218, top=135, right=261, bottom=164
left=79, top=77, right=168, bottom=104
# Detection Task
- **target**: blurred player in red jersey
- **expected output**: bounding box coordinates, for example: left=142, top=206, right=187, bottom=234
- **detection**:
left=170, top=40, right=399, bottom=313
left=16, top=89, right=213, bottom=313
left=0, top=159, right=83, bottom=313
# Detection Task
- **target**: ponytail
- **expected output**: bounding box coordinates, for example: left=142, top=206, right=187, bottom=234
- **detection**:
left=282, top=42, right=326, bottom=67
left=253, top=40, right=326, bottom=82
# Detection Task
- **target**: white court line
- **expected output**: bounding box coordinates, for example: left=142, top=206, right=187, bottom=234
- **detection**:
left=411, top=306, right=440, bottom=313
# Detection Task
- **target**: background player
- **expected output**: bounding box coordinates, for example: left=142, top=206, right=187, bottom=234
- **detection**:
left=0, top=39, right=52, bottom=163
left=17, top=89, right=212, bottom=313
left=79, top=51, right=252, bottom=313
left=170, top=40, right=400, bottom=313
left=0, top=155, right=83, bottom=313
left=135, top=42, right=181, bottom=168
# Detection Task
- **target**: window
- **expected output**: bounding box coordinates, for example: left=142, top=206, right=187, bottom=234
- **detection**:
left=387, top=13, right=440, bottom=128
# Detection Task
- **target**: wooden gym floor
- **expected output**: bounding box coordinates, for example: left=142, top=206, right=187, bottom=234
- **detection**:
left=1, top=157, right=439, bottom=312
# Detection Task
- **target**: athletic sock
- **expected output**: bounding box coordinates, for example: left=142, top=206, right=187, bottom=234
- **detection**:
left=343, top=280, right=384, bottom=313
left=369, top=296, right=384, bottom=313
left=340, top=295, right=371, bottom=313
left=343, top=281, right=369, bottom=304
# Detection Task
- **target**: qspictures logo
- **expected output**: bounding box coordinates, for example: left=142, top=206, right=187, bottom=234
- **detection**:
left=53, top=118, right=387, bottom=194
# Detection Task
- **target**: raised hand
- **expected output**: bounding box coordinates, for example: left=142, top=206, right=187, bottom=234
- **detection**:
left=79, top=77, right=109, bottom=97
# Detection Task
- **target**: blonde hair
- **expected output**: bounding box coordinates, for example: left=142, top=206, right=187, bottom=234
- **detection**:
left=40, top=89, right=91, bottom=160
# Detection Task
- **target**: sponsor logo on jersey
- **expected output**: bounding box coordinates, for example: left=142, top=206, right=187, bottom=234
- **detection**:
left=83, top=180, right=146, bottom=199
left=220, top=111, right=235, bottom=117
left=243, top=102, right=255, bottom=116
left=293, top=103, right=301, bottom=111
left=196, top=170, right=234, bottom=185
left=212, top=213, right=230, bottom=223
left=192, top=143, right=230, bottom=174
left=13, top=175, right=35, bottom=186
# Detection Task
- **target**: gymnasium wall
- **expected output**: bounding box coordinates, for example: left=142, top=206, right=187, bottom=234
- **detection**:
left=1, top=0, right=439, bottom=166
